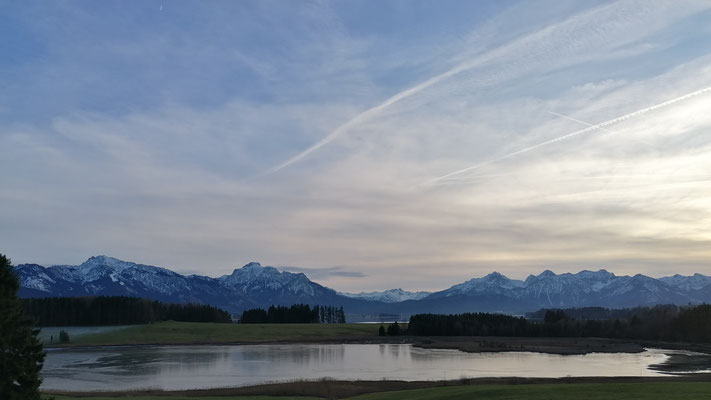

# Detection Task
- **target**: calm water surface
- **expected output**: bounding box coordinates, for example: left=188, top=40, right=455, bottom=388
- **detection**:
left=42, top=344, right=671, bottom=391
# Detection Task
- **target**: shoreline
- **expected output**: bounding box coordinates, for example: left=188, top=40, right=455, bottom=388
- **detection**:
left=46, top=335, right=688, bottom=356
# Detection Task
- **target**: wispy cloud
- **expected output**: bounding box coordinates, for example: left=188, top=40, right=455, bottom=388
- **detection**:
left=430, top=86, right=711, bottom=184
left=264, top=0, right=707, bottom=174
left=281, top=266, right=367, bottom=280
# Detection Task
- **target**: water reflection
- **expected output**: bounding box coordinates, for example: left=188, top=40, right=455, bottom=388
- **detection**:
left=42, top=344, right=672, bottom=391
left=71, top=347, right=231, bottom=375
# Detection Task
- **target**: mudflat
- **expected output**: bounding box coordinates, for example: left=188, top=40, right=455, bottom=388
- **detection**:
left=45, top=376, right=711, bottom=399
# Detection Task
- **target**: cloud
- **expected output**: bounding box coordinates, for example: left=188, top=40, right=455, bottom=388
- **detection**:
left=3, top=1, right=711, bottom=292
left=430, top=85, right=711, bottom=183
left=281, top=266, right=367, bottom=280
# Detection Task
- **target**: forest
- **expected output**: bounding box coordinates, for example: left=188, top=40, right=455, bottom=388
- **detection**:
left=525, top=306, right=677, bottom=321
left=21, top=296, right=232, bottom=326
left=239, top=304, right=346, bottom=323
left=407, top=304, right=711, bottom=342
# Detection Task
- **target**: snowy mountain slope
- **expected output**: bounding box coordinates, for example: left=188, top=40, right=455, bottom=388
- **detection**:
left=518, top=269, right=617, bottom=307
left=659, top=273, right=711, bottom=303
left=14, top=256, right=375, bottom=315
left=217, top=261, right=343, bottom=305
left=16, top=256, right=257, bottom=313
left=21, top=256, right=205, bottom=297
left=340, top=288, right=431, bottom=303
left=427, top=272, right=524, bottom=299
left=593, top=274, right=690, bottom=308
left=660, top=273, right=711, bottom=291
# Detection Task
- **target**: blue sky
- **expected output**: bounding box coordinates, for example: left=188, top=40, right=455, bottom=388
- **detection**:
left=2, top=0, right=711, bottom=291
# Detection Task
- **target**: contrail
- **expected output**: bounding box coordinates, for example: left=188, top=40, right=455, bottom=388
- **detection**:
left=260, top=1, right=613, bottom=175
left=548, top=111, right=614, bottom=133
left=429, top=86, right=711, bottom=184
left=549, top=111, right=656, bottom=148
left=262, top=61, right=482, bottom=175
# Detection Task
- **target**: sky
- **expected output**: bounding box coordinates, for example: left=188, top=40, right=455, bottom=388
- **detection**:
left=2, top=0, right=711, bottom=292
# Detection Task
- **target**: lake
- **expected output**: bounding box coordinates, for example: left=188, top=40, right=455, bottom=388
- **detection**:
left=42, top=344, right=674, bottom=391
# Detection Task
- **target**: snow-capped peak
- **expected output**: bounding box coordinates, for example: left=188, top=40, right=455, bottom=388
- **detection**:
left=80, top=255, right=136, bottom=272
left=540, top=269, right=556, bottom=277
left=481, top=271, right=512, bottom=282
left=218, top=262, right=323, bottom=297
left=224, top=262, right=285, bottom=282
left=439, top=271, right=524, bottom=297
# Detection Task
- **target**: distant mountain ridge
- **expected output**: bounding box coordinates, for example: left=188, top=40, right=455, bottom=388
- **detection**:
left=418, top=269, right=706, bottom=314
left=340, top=288, right=431, bottom=303
left=14, top=256, right=711, bottom=316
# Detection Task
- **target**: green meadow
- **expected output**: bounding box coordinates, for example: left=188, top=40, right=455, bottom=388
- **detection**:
left=56, top=321, right=384, bottom=346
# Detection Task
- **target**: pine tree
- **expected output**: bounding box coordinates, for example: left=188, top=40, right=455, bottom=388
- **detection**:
left=0, top=253, right=46, bottom=400
left=387, top=322, right=401, bottom=336
left=59, top=330, right=70, bottom=344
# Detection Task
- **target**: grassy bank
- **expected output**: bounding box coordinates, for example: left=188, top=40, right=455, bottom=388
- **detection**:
left=415, top=335, right=645, bottom=355
left=53, top=321, right=385, bottom=346
left=50, top=397, right=318, bottom=400
left=347, top=382, right=711, bottom=400
left=46, top=381, right=711, bottom=400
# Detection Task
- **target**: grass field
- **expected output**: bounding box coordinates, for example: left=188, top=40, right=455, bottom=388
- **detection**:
left=51, top=321, right=647, bottom=356
left=56, top=321, right=384, bottom=346
left=46, top=382, right=711, bottom=399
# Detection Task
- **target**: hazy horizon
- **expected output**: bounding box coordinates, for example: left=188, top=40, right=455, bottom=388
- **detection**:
left=3, top=1, right=711, bottom=292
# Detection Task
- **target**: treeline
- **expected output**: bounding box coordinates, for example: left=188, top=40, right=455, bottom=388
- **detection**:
left=408, top=312, right=528, bottom=337
left=239, top=304, right=346, bottom=323
left=379, top=322, right=404, bottom=336
left=22, top=296, right=232, bottom=326
left=526, top=306, right=664, bottom=321
left=407, top=304, right=711, bottom=343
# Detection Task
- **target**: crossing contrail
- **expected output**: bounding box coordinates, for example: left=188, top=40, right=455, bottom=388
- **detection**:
left=429, top=86, right=711, bottom=184
left=548, top=111, right=614, bottom=133
left=549, top=111, right=656, bottom=149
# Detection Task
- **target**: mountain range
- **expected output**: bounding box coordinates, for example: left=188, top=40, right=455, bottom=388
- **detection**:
left=14, top=256, right=711, bottom=318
